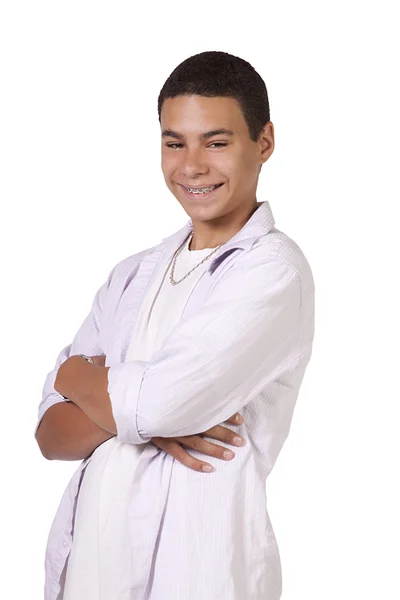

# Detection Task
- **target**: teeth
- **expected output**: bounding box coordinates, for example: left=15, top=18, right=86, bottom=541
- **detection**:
left=185, top=185, right=219, bottom=194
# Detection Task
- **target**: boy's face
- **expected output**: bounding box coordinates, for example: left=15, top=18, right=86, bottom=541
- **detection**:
left=160, top=95, right=273, bottom=223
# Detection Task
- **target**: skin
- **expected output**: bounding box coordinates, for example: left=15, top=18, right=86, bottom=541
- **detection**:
left=160, top=94, right=274, bottom=250
left=50, top=355, right=245, bottom=472
left=38, top=94, right=275, bottom=473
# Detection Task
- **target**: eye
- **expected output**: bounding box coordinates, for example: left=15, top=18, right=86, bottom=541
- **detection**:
left=166, top=143, right=184, bottom=149
left=208, top=142, right=228, bottom=148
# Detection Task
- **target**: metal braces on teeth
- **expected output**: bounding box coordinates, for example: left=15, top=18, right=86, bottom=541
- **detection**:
left=186, top=185, right=218, bottom=194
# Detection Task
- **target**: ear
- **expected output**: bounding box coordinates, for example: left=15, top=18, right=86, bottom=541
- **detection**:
left=258, top=121, right=274, bottom=165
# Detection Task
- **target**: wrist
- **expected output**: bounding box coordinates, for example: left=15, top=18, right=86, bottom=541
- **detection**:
left=77, top=354, right=94, bottom=364
left=55, top=354, right=94, bottom=401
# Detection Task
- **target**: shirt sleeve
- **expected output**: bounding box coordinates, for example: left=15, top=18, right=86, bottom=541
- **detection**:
left=107, top=255, right=306, bottom=444
left=34, top=266, right=114, bottom=438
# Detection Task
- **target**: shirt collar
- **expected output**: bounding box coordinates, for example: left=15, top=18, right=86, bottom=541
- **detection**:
left=162, top=201, right=275, bottom=267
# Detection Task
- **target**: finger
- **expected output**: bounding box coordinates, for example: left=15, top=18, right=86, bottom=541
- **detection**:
left=201, top=424, right=245, bottom=448
left=151, top=437, right=214, bottom=473
left=175, top=434, right=236, bottom=461
left=226, top=413, right=244, bottom=425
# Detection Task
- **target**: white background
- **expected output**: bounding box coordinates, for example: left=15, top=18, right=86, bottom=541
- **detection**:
left=1, top=1, right=399, bottom=598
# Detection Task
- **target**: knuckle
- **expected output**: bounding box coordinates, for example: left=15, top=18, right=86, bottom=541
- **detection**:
left=178, top=453, right=202, bottom=471
left=189, top=435, right=203, bottom=450
left=221, top=427, right=237, bottom=443
left=174, top=447, right=189, bottom=461
left=152, top=439, right=209, bottom=474
left=207, top=442, right=231, bottom=460
left=206, top=425, right=223, bottom=439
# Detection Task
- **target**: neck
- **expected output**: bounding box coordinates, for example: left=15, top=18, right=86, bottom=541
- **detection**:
left=188, top=201, right=261, bottom=251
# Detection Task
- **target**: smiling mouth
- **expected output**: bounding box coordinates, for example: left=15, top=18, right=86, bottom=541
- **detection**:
left=179, top=183, right=224, bottom=195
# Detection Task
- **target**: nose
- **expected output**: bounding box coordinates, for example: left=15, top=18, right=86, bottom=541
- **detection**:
left=180, top=147, right=209, bottom=179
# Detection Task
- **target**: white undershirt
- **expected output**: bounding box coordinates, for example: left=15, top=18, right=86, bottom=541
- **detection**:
left=62, top=234, right=218, bottom=599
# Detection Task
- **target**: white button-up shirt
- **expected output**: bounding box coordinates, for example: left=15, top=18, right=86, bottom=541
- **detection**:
left=36, top=201, right=315, bottom=599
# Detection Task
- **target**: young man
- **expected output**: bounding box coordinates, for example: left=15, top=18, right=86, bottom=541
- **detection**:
left=35, top=51, right=315, bottom=600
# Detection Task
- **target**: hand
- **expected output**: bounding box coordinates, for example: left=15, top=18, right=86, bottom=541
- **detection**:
left=151, top=412, right=245, bottom=473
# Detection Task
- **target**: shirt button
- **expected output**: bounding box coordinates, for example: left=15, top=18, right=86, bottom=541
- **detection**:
left=63, top=541, right=68, bottom=548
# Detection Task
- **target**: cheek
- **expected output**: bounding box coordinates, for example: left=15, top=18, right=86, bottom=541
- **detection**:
left=161, top=155, right=176, bottom=179
left=161, top=157, right=171, bottom=179
left=211, top=154, right=236, bottom=179
left=237, top=150, right=259, bottom=180
left=215, top=146, right=249, bottom=178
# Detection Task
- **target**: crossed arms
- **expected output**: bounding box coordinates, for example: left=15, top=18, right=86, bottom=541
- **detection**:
left=35, top=253, right=302, bottom=460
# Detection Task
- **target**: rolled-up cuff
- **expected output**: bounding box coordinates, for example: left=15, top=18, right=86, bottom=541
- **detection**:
left=107, top=361, right=151, bottom=444
left=34, top=369, right=68, bottom=437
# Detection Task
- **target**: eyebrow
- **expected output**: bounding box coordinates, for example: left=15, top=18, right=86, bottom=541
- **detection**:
left=162, top=128, right=234, bottom=141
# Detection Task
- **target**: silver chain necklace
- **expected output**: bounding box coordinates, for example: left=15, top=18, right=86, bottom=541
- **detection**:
left=169, top=233, right=223, bottom=286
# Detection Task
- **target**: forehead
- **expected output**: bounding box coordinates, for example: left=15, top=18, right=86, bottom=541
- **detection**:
left=160, top=95, right=248, bottom=135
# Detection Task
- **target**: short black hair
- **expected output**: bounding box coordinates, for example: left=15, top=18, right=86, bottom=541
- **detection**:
left=157, top=51, right=270, bottom=142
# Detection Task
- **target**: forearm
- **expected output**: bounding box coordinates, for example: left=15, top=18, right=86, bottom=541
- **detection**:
left=35, top=401, right=115, bottom=461
left=54, top=355, right=117, bottom=433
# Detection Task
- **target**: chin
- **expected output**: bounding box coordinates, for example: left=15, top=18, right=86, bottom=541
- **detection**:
left=186, top=202, right=232, bottom=224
